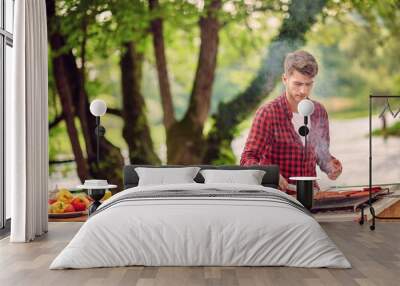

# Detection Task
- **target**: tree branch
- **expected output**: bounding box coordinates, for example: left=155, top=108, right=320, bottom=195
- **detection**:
left=149, top=0, right=176, bottom=129
left=183, top=0, right=222, bottom=127
left=49, top=159, right=75, bottom=165
left=46, top=0, right=90, bottom=181
left=49, top=113, right=64, bottom=129
left=107, top=108, right=123, bottom=117
left=77, top=9, right=96, bottom=161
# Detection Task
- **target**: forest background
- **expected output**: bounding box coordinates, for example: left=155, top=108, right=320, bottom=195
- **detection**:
left=46, top=0, right=400, bottom=190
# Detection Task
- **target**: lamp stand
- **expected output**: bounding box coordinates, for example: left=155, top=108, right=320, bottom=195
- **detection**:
left=94, top=116, right=106, bottom=166
left=359, top=94, right=377, bottom=230
left=304, top=133, right=308, bottom=177
left=87, top=188, right=106, bottom=215
left=96, top=117, right=100, bottom=165
left=296, top=120, right=314, bottom=210
left=298, top=116, right=310, bottom=177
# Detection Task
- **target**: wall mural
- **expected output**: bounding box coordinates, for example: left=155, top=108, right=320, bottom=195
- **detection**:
left=46, top=0, right=400, bottom=222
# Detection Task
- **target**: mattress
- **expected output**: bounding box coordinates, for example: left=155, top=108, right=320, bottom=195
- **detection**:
left=50, top=183, right=351, bottom=269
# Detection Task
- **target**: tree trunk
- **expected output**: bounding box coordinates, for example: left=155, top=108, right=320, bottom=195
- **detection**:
left=165, top=0, right=221, bottom=164
left=149, top=0, right=175, bottom=130
left=46, top=0, right=124, bottom=190
left=167, top=118, right=206, bottom=164
left=203, top=0, right=327, bottom=164
left=46, top=0, right=89, bottom=182
left=76, top=15, right=96, bottom=166
left=120, top=42, right=161, bottom=164
left=66, top=52, right=124, bottom=189
left=184, top=0, right=221, bottom=127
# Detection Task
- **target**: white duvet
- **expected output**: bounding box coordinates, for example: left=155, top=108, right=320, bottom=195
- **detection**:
left=50, top=183, right=351, bottom=269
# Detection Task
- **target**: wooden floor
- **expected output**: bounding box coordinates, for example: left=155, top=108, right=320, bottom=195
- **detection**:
left=0, top=222, right=399, bottom=286
left=378, top=200, right=400, bottom=218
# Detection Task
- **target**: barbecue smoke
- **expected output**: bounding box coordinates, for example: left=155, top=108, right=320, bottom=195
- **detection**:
left=311, top=121, right=333, bottom=174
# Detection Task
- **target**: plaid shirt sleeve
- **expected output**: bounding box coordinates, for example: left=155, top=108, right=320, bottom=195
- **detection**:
left=240, top=107, right=273, bottom=166
left=314, top=105, right=335, bottom=174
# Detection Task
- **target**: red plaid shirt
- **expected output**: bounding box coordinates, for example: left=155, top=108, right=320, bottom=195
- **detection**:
left=240, top=93, right=334, bottom=185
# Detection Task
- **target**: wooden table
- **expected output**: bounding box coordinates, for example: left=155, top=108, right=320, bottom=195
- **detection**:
left=313, top=189, right=400, bottom=222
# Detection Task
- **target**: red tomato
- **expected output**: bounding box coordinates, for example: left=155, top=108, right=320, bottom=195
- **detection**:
left=48, top=199, right=57, bottom=205
left=64, top=204, right=75, bottom=213
left=71, top=197, right=87, bottom=211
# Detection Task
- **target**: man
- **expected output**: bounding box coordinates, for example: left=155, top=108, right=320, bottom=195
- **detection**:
left=240, top=50, right=342, bottom=191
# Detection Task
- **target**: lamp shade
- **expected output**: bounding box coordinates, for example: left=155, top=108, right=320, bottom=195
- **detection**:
left=90, top=99, right=107, bottom=117
left=298, top=99, right=315, bottom=116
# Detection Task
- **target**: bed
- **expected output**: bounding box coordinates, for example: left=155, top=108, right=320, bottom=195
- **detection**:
left=50, top=165, right=351, bottom=269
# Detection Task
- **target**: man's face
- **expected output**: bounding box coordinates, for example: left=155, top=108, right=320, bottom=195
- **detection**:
left=282, top=70, right=314, bottom=104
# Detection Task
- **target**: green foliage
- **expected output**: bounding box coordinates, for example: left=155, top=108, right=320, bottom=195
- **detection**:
left=306, top=0, right=400, bottom=115
left=211, top=10, right=281, bottom=113
left=372, top=121, right=400, bottom=137
left=211, top=140, right=236, bottom=165
left=49, top=122, right=71, bottom=175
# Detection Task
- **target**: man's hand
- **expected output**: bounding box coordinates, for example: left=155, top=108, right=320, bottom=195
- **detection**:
left=327, top=158, right=342, bottom=180
left=279, top=174, right=288, bottom=191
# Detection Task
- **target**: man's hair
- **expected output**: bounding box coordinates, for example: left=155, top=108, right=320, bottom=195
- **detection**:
left=284, top=50, right=318, bottom=77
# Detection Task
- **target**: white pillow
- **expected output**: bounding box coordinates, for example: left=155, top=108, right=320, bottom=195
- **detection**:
left=200, top=169, right=266, bottom=185
left=135, top=167, right=201, bottom=186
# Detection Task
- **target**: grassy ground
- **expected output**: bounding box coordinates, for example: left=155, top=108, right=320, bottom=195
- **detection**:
left=372, top=121, right=400, bottom=137
left=330, top=109, right=369, bottom=119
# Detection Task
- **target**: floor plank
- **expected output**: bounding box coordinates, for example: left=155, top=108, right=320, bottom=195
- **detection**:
left=0, top=222, right=399, bottom=286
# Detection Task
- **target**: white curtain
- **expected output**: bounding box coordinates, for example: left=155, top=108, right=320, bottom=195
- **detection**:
left=8, top=0, right=48, bottom=242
